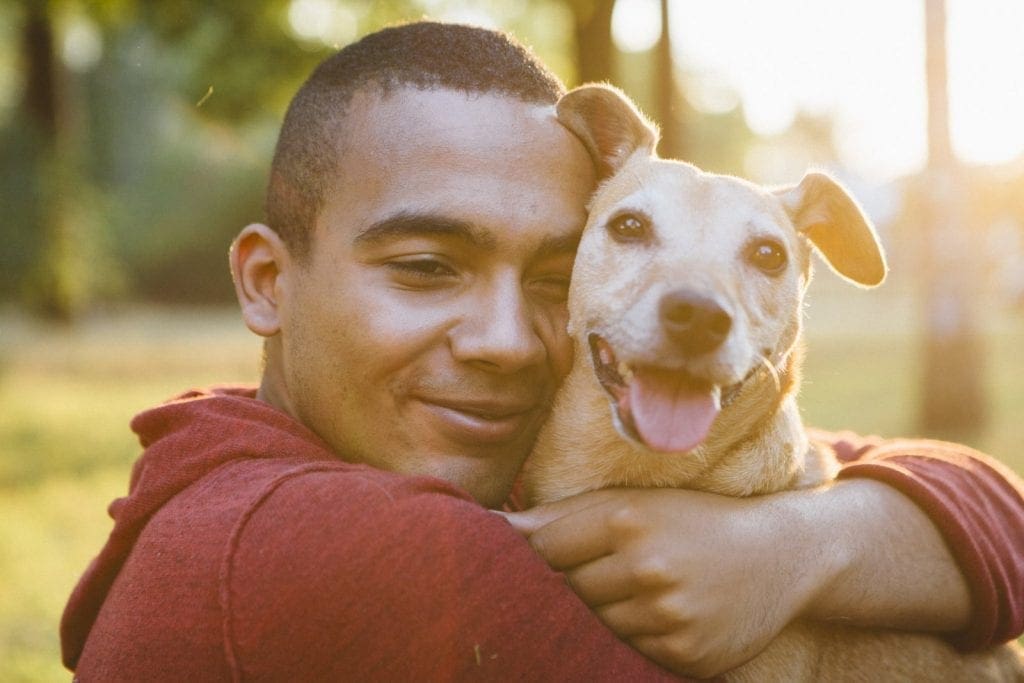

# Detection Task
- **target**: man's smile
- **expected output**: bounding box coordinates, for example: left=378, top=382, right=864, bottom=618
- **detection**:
left=417, top=396, right=542, bottom=445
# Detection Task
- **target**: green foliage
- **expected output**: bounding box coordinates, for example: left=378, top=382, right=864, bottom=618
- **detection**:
left=0, top=118, right=46, bottom=300
left=1, top=0, right=589, bottom=309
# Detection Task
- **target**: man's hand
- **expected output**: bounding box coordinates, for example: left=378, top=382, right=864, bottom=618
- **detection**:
left=501, top=481, right=971, bottom=679
left=501, top=487, right=836, bottom=678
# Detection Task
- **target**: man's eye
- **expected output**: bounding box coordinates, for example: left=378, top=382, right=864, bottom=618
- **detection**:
left=386, top=258, right=457, bottom=280
left=531, top=276, right=571, bottom=303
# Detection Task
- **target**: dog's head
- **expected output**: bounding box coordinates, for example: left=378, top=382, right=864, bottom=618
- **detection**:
left=558, top=84, right=886, bottom=455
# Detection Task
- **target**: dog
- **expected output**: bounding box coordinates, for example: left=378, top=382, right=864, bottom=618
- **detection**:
left=523, top=84, right=1024, bottom=681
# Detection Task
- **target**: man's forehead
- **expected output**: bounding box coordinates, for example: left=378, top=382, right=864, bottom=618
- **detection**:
left=312, top=82, right=593, bottom=260
left=343, top=84, right=559, bottom=136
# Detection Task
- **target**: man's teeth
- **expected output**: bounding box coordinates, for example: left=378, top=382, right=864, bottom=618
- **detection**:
left=617, top=361, right=634, bottom=383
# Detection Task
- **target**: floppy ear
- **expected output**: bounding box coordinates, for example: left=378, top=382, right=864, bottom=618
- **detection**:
left=556, top=84, right=659, bottom=180
left=776, top=172, right=887, bottom=287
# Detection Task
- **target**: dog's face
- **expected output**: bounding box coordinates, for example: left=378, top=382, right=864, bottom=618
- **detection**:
left=558, top=85, right=886, bottom=455
left=569, top=161, right=811, bottom=453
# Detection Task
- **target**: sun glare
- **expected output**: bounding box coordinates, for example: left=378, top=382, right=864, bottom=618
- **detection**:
left=666, top=0, right=1024, bottom=180
left=287, top=0, right=358, bottom=47
left=612, top=0, right=662, bottom=54
left=947, top=0, right=1024, bottom=166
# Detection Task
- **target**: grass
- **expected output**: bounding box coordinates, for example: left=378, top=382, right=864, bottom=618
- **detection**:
left=800, top=277, right=1024, bottom=474
left=0, top=307, right=261, bottom=681
left=0, top=296, right=1021, bottom=680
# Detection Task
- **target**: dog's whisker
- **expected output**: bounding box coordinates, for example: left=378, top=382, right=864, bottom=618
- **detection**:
left=757, top=354, right=782, bottom=394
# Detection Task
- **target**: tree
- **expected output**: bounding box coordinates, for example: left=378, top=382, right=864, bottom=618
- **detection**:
left=570, top=0, right=616, bottom=84
left=653, top=0, right=682, bottom=159
left=5, top=0, right=375, bottom=314
left=15, top=1, right=84, bottom=320
left=919, top=0, right=987, bottom=436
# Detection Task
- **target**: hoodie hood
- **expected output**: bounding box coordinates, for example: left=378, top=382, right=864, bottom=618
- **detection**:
left=60, top=385, right=336, bottom=670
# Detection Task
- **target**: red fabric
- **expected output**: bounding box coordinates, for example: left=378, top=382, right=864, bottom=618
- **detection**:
left=61, top=387, right=680, bottom=681
left=60, top=389, right=1024, bottom=680
left=820, top=429, right=1024, bottom=650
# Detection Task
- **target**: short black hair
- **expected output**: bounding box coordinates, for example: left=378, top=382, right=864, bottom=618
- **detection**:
left=265, top=21, right=566, bottom=259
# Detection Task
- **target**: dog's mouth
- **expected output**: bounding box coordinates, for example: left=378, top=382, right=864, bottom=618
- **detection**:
left=589, top=333, right=723, bottom=453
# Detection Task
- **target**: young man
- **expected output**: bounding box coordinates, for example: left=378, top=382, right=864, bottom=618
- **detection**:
left=62, top=22, right=1024, bottom=680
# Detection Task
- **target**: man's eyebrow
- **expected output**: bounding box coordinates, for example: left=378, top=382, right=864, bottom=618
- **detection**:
left=533, top=233, right=581, bottom=261
left=354, top=212, right=497, bottom=250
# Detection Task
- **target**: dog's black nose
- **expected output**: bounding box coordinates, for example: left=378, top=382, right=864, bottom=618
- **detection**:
left=659, top=289, right=732, bottom=355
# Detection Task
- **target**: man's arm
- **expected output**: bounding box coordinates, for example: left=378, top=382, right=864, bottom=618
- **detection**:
left=503, top=436, right=1024, bottom=678
left=827, top=432, right=1024, bottom=648
left=224, top=468, right=685, bottom=681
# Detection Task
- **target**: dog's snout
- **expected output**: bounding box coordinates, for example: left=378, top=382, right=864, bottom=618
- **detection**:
left=659, top=290, right=732, bottom=355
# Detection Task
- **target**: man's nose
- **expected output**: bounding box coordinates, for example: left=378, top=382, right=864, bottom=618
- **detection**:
left=449, top=280, right=546, bottom=373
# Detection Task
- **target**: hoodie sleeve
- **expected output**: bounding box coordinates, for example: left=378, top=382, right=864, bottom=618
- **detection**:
left=820, top=430, right=1024, bottom=650
left=221, top=466, right=685, bottom=681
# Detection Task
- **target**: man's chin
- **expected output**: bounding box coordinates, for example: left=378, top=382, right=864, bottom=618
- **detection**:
left=412, top=449, right=527, bottom=509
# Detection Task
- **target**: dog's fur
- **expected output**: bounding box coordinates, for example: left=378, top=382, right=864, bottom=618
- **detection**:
left=523, top=84, right=1024, bottom=681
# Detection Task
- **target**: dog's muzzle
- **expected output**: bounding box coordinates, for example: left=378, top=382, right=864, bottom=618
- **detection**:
left=587, top=333, right=722, bottom=453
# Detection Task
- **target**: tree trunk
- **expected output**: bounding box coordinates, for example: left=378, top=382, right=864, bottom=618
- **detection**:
left=21, top=1, right=82, bottom=322
left=653, top=0, right=683, bottom=159
left=572, top=0, right=615, bottom=85
left=919, top=0, right=987, bottom=437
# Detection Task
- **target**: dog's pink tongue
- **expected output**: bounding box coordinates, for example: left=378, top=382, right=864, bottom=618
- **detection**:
left=625, top=368, right=720, bottom=453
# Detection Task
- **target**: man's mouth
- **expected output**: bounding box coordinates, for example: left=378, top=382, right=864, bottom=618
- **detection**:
left=419, top=397, right=540, bottom=445
left=588, top=333, right=722, bottom=453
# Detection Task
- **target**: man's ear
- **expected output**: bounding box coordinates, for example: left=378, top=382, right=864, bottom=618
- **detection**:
left=776, top=172, right=888, bottom=287
left=556, top=84, right=659, bottom=180
left=229, top=223, right=292, bottom=337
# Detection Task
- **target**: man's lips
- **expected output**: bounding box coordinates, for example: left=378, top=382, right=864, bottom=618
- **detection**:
left=418, top=398, right=540, bottom=444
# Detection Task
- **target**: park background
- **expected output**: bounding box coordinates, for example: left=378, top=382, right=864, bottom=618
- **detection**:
left=1, top=0, right=1022, bottom=679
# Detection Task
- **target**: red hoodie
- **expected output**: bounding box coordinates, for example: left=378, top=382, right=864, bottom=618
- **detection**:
left=61, top=387, right=1024, bottom=680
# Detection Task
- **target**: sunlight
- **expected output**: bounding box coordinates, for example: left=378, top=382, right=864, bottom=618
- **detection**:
left=947, top=0, right=1024, bottom=165
left=438, top=7, right=499, bottom=29
left=668, top=0, right=1024, bottom=180
left=287, top=0, right=358, bottom=47
left=61, top=15, right=103, bottom=73
left=612, top=0, right=662, bottom=54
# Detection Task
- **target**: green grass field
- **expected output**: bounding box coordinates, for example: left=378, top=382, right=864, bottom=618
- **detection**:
left=1, top=294, right=1021, bottom=681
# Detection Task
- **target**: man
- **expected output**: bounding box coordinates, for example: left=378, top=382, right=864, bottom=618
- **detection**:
left=62, top=21, right=1024, bottom=681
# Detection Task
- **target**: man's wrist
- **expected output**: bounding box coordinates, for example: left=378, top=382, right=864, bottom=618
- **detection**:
left=766, top=484, right=856, bottom=624
left=793, top=478, right=971, bottom=632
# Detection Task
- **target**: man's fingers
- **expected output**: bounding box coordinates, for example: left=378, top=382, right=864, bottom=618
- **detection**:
left=595, top=598, right=675, bottom=637
left=500, top=490, right=641, bottom=568
left=526, top=511, right=614, bottom=569
left=562, top=554, right=635, bottom=607
left=499, top=488, right=625, bottom=535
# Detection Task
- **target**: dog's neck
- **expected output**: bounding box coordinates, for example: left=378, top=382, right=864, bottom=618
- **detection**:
left=525, top=341, right=823, bottom=504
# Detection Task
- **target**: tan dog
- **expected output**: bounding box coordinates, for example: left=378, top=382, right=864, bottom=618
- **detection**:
left=523, top=84, right=1024, bottom=681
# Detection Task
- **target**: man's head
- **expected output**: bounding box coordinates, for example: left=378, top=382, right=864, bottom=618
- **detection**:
left=266, top=21, right=567, bottom=261
left=230, top=22, right=595, bottom=508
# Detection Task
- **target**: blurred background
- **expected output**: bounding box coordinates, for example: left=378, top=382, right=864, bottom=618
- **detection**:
left=1, top=0, right=1022, bottom=678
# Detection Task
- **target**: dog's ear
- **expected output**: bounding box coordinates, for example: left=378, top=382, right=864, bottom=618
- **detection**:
left=557, top=84, right=659, bottom=180
left=776, top=172, right=887, bottom=287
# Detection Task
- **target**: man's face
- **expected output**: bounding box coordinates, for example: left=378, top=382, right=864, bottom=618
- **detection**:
left=270, top=87, right=595, bottom=507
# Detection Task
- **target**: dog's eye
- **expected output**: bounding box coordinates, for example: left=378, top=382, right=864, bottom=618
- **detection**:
left=608, top=213, right=649, bottom=242
left=748, top=239, right=787, bottom=274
